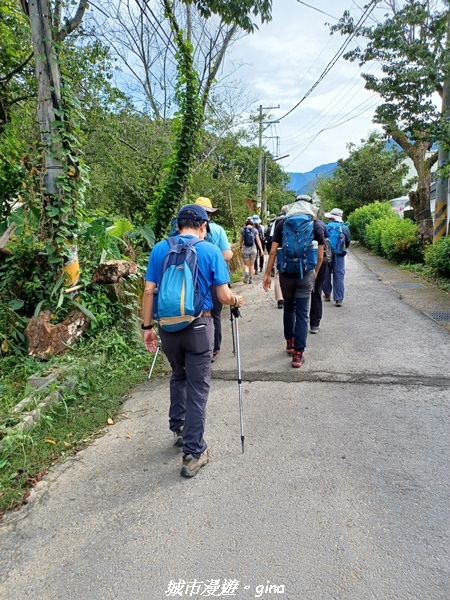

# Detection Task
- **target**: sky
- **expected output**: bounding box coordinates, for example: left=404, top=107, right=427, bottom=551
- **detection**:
left=224, top=0, right=388, bottom=173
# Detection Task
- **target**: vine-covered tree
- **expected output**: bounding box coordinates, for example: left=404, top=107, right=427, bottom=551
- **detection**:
left=331, top=0, right=450, bottom=244
left=145, top=0, right=272, bottom=238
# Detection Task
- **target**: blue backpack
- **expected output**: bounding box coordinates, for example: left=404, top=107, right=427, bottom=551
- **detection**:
left=278, top=214, right=316, bottom=279
left=242, top=226, right=256, bottom=247
left=154, top=237, right=205, bottom=332
left=327, top=222, right=346, bottom=255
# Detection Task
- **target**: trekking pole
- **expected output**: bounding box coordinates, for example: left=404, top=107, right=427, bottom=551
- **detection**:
left=230, top=306, right=236, bottom=355
left=231, top=306, right=244, bottom=453
left=147, top=343, right=161, bottom=382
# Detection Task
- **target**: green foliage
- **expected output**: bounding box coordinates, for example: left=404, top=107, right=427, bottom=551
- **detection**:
left=424, top=237, right=450, bottom=279
left=186, top=0, right=272, bottom=32
left=0, top=319, right=151, bottom=513
left=348, top=201, right=396, bottom=244
left=379, top=218, right=423, bottom=264
left=315, top=132, right=409, bottom=215
left=365, top=216, right=395, bottom=255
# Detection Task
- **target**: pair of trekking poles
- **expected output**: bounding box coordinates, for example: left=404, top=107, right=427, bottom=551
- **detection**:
left=147, top=307, right=245, bottom=453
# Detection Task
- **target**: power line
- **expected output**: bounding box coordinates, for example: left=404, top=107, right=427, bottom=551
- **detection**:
left=296, top=0, right=339, bottom=20
left=277, top=0, right=380, bottom=123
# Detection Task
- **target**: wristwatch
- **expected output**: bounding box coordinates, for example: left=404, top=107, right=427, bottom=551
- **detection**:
left=141, top=323, right=154, bottom=330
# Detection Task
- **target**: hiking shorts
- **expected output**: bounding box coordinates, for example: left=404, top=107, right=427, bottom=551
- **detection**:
left=242, top=245, right=257, bottom=261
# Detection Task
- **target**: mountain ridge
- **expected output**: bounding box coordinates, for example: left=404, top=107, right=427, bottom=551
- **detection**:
left=286, top=162, right=337, bottom=195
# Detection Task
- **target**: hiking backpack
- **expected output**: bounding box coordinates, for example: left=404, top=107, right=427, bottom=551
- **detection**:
left=242, top=226, right=256, bottom=247
left=153, top=237, right=205, bottom=332
left=327, top=222, right=346, bottom=255
left=278, top=214, right=316, bottom=278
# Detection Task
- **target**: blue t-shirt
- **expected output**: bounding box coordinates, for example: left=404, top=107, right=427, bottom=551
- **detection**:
left=145, top=235, right=230, bottom=310
left=207, top=222, right=231, bottom=252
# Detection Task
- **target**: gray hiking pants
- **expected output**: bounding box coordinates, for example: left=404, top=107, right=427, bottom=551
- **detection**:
left=159, top=315, right=214, bottom=457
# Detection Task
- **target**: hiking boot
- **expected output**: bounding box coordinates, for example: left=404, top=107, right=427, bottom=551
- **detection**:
left=243, top=273, right=249, bottom=284
left=248, top=277, right=253, bottom=284
left=323, top=294, right=331, bottom=302
left=335, top=301, right=343, bottom=307
left=310, top=326, right=320, bottom=334
left=292, top=351, right=305, bottom=368
left=277, top=300, right=284, bottom=309
left=180, top=451, right=208, bottom=478
left=286, top=338, right=295, bottom=355
left=173, top=427, right=183, bottom=448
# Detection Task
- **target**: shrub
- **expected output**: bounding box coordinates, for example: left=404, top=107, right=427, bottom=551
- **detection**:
left=365, top=217, right=393, bottom=255
left=348, top=202, right=396, bottom=244
left=424, top=236, right=450, bottom=278
left=380, top=218, right=423, bottom=263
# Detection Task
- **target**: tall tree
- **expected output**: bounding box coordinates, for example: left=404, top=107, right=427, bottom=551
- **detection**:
left=144, top=0, right=272, bottom=238
left=332, top=0, right=450, bottom=243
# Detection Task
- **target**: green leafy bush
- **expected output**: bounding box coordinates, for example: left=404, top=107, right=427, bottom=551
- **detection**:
left=365, top=217, right=393, bottom=254
left=348, top=202, right=396, bottom=244
left=424, top=236, right=450, bottom=278
left=380, top=218, right=423, bottom=263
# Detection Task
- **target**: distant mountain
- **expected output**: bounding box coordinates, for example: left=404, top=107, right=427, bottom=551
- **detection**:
left=286, top=162, right=337, bottom=195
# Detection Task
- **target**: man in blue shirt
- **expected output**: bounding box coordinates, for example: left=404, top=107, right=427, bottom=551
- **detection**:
left=142, top=204, right=244, bottom=478
left=195, top=197, right=233, bottom=361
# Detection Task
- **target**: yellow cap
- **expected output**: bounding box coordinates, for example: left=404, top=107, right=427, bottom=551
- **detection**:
left=195, top=197, right=218, bottom=213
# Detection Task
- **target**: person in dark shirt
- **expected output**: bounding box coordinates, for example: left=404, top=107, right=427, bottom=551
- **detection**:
left=263, top=197, right=324, bottom=368
left=310, top=218, right=329, bottom=333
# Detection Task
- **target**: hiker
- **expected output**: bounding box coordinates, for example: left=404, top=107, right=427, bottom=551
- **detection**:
left=251, top=214, right=265, bottom=274
left=309, top=215, right=331, bottom=333
left=263, top=196, right=324, bottom=367
left=266, top=207, right=288, bottom=308
left=322, top=208, right=351, bottom=307
left=195, top=197, right=233, bottom=362
left=240, top=217, right=264, bottom=284
left=142, top=204, right=244, bottom=478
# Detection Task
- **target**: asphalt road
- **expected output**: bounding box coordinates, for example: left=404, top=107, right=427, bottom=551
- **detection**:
left=1, top=250, right=449, bottom=600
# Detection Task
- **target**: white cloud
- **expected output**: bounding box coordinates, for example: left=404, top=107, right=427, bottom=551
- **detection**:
left=224, top=0, right=385, bottom=172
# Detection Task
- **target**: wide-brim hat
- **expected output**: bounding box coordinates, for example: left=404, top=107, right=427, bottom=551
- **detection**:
left=251, top=214, right=261, bottom=224
left=178, top=204, right=209, bottom=222
left=195, top=196, right=218, bottom=214
left=324, top=208, right=344, bottom=222
left=296, top=194, right=313, bottom=204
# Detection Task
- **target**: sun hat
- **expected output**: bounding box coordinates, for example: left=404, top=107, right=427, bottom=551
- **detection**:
left=296, top=194, right=313, bottom=204
left=177, top=204, right=209, bottom=222
left=324, top=208, right=344, bottom=222
left=195, top=197, right=218, bottom=214
left=251, top=214, right=261, bottom=224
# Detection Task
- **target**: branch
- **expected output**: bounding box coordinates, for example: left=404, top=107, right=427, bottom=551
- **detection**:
left=0, top=53, right=34, bottom=84
left=55, top=0, right=89, bottom=41
left=201, top=24, right=237, bottom=110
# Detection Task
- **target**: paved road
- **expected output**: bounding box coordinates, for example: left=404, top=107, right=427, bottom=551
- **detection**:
left=1, top=250, right=449, bottom=600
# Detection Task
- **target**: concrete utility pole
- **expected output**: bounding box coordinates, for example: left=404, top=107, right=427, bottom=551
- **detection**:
left=256, top=104, right=279, bottom=217
left=434, top=5, right=450, bottom=241
left=28, top=0, right=63, bottom=195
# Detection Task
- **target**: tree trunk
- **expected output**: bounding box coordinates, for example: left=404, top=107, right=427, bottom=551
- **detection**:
left=393, top=134, right=435, bottom=245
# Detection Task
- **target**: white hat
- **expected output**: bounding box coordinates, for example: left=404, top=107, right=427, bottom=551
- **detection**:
left=324, top=208, right=344, bottom=222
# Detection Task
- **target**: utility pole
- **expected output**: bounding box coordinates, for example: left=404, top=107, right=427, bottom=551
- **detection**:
left=434, top=5, right=450, bottom=241
left=256, top=104, right=279, bottom=217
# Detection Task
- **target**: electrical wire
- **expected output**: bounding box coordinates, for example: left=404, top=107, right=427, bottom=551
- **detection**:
left=296, top=0, right=339, bottom=21
left=276, top=0, right=380, bottom=123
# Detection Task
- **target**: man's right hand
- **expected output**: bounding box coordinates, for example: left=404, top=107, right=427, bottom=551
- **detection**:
left=143, top=329, right=159, bottom=353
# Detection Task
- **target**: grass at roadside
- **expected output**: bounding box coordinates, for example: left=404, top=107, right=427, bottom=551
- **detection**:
left=399, top=263, right=450, bottom=293
left=0, top=326, right=157, bottom=516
